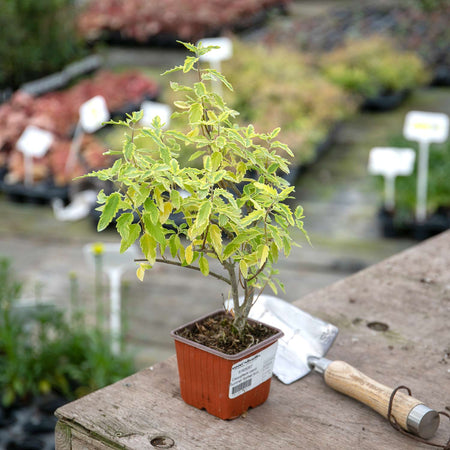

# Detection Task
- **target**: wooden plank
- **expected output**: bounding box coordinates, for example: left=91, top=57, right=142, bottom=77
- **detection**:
left=56, top=230, right=450, bottom=449
left=55, top=421, right=71, bottom=450
left=71, top=429, right=121, bottom=450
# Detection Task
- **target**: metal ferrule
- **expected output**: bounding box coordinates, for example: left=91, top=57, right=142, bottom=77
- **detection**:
left=308, top=356, right=332, bottom=375
left=406, top=404, right=440, bottom=440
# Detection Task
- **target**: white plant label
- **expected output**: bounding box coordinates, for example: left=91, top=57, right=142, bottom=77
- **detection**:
left=79, top=95, right=110, bottom=133
left=403, top=111, right=449, bottom=143
left=368, top=147, right=416, bottom=211
left=403, top=111, right=449, bottom=222
left=83, top=243, right=138, bottom=354
left=198, top=37, right=233, bottom=62
left=368, top=147, right=416, bottom=177
left=141, top=101, right=172, bottom=128
left=229, top=342, right=278, bottom=399
left=17, top=125, right=54, bottom=157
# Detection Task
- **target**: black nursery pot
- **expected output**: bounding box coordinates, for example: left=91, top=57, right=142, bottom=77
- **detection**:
left=361, top=89, right=409, bottom=112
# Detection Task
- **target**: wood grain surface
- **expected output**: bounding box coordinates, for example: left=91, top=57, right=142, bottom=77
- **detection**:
left=56, top=230, right=450, bottom=449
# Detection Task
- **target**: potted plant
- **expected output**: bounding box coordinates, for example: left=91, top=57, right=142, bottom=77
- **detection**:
left=77, top=0, right=291, bottom=45
left=83, top=41, right=308, bottom=419
left=320, top=35, right=429, bottom=111
left=220, top=38, right=355, bottom=175
left=373, top=135, right=450, bottom=240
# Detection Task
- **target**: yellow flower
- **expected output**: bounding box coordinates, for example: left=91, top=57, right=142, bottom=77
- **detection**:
left=91, top=242, right=105, bottom=255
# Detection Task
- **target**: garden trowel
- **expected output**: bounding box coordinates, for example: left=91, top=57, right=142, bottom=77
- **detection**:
left=227, top=295, right=440, bottom=440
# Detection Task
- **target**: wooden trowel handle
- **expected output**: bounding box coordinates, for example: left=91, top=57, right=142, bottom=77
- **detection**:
left=322, top=360, right=439, bottom=439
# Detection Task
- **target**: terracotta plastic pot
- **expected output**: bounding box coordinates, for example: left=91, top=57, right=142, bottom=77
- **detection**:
left=171, top=310, right=283, bottom=420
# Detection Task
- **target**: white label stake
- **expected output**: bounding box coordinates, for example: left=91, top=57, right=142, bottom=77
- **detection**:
left=83, top=243, right=138, bottom=354
left=17, top=126, right=54, bottom=186
left=79, top=95, right=110, bottom=134
left=368, top=147, right=415, bottom=212
left=65, top=121, right=83, bottom=174
left=198, top=37, right=233, bottom=95
left=404, top=111, right=449, bottom=143
left=66, top=96, right=110, bottom=174
left=141, top=101, right=172, bottom=129
left=403, top=111, right=449, bottom=222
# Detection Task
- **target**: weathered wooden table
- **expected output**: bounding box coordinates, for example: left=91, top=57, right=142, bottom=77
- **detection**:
left=55, top=231, right=450, bottom=449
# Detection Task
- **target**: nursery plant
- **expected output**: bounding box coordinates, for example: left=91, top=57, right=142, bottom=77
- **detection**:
left=264, top=3, right=447, bottom=84
left=78, top=0, right=290, bottom=44
left=85, top=41, right=308, bottom=339
left=374, top=135, right=450, bottom=217
left=0, top=258, right=134, bottom=407
left=0, top=0, right=85, bottom=91
left=0, top=70, right=159, bottom=187
left=221, top=39, right=355, bottom=167
left=320, top=35, right=429, bottom=101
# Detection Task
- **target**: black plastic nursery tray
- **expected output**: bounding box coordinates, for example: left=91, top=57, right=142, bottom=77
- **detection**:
left=1, top=181, right=69, bottom=205
left=378, top=207, right=450, bottom=240
left=0, top=393, right=66, bottom=450
left=361, top=89, right=409, bottom=112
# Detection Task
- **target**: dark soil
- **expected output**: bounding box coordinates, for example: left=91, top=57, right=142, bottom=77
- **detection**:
left=175, top=312, right=277, bottom=355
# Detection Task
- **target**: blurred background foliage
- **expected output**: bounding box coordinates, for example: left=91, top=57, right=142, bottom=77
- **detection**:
left=0, top=257, right=134, bottom=407
left=0, top=0, right=86, bottom=90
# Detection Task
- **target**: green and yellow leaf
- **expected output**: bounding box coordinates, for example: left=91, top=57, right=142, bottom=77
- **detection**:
left=98, top=193, right=121, bottom=231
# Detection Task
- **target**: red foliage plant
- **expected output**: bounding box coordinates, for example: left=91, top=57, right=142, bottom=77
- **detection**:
left=0, top=71, right=159, bottom=185
left=78, top=0, right=291, bottom=43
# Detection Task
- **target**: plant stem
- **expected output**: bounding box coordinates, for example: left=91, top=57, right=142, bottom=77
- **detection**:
left=69, top=272, right=83, bottom=330
left=135, top=258, right=231, bottom=285
left=224, top=260, right=247, bottom=335
left=94, top=253, right=104, bottom=330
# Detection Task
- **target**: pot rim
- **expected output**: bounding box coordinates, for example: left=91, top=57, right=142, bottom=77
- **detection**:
left=170, top=309, right=284, bottom=361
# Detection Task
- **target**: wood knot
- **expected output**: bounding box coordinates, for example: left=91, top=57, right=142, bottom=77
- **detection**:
left=150, top=435, right=175, bottom=448
left=367, top=321, right=389, bottom=332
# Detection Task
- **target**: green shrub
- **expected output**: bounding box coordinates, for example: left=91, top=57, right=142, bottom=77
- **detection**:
left=0, top=258, right=134, bottom=406
left=84, top=41, right=309, bottom=335
left=373, top=135, right=450, bottom=215
left=0, top=0, right=85, bottom=90
left=222, top=40, right=356, bottom=166
left=162, top=39, right=355, bottom=168
left=320, top=36, right=430, bottom=100
left=414, top=0, right=447, bottom=12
